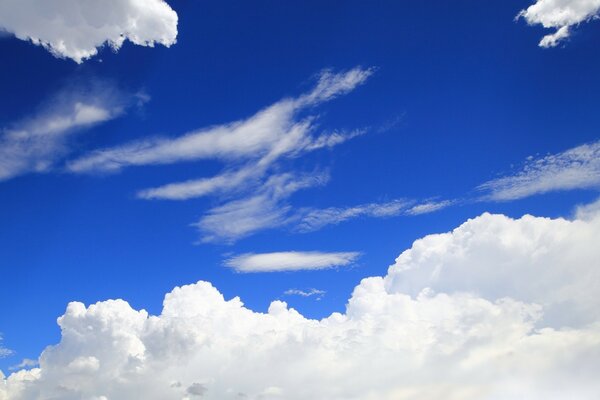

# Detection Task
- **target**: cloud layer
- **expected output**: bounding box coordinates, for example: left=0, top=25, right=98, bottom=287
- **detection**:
left=0, top=0, right=178, bottom=62
left=224, top=251, right=360, bottom=273
left=518, top=0, right=600, bottom=47
left=3, top=207, right=600, bottom=399
left=478, top=140, right=600, bottom=201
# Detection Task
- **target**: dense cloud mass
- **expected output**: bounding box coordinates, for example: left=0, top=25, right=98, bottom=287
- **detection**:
left=0, top=0, right=178, bottom=62
left=518, top=0, right=600, bottom=47
left=2, top=207, right=600, bottom=399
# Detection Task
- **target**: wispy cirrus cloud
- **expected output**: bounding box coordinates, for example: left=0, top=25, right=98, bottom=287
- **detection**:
left=284, top=288, right=326, bottom=300
left=66, top=68, right=374, bottom=243
left=68, top=68, right=373, bottom=176
left=0, top=83, right=141, bottom=182
left=224, top=251, right=360, bottom=273
left=0, top=334, right=12, bottom=358
left=478, top=140, right=600, bottom=201
left=296, top=198, right=454, bottom=232
left=518, top=0, right=600, bottom=47
left=0, top=0, right=178, bottom=63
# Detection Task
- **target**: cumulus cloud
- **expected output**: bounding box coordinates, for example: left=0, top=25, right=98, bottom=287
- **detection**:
left=3, top=208, right=600, bottom=399
left=224, top=251, right=360, bottom=273
left=478, top=140, right=600, bottom=201
left=518, top=0, right=600, bottom=47
left=0, top=0, right=178, bottom=63
left=0, top=83, right=138, bottom=181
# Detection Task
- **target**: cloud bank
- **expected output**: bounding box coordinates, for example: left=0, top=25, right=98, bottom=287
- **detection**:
left=225, top=251, right=360, bottom=273
left=0, top=0, right=178, bottom=63
left=478, top=140, right=600, bottom=201
left=2, top=206, right=600, bottom=399
left=518, top=0, right=600, bottom=47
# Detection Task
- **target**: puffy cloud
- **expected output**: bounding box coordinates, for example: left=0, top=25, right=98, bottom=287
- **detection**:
left=3, top=208, right=600, bottom=399
left=477, top=140, right=600, bottom=201
left=518, top=0, right=600, bottom=47
left=0, top=83, right=137, bottom=181
left=225, top=251, right=360, bottom=273
left=0, top=0, right=177, bottom=63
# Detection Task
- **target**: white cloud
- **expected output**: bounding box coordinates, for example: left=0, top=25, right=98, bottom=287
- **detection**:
left=478, top=140, right=600, bottom=201
left=406, top=199, right=455, bottom=215
left=195, top=173, right=328, bottom=243
left=8, top=360, right=38, bottom=372
left=224, top=251, right=360, bottom=273
left=284, top=288, right=326, bottom=299
left=3, top=207, right=600, bottom=399
left=68, top=68, right=373, bottom=175
left=0, top=0, right=178, bottom=63
left=0, top=84, right=133, bottom=181
left=0, top=334, right=12, bottom=359
left=518, top=0, right=600, bottom=47
left=296, top=199, right=411, bottom=232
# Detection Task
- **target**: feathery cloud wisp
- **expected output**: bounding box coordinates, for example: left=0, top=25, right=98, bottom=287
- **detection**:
left=478, top=140, right=600, bottom=201
left=0, top=84, right=138, bottom=182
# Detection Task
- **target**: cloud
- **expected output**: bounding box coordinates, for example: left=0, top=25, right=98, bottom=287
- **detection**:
left=477, top=140, right=600, bottom=201
left=0, top=83, right=136, bottom=181
left=8, top=360, right=38, bottom=372
left=518, top=0, right=600, bottom=47
left=296, top=198, right=454, bottom=232
left=284, top=288, right=326, bottom=300
left=0, top=0, right=177, bottom=63
left=68, top=68, right=373, bottom=175
left=0, top=334, right=12, bottom=359
left=69, top=68, right=373, bottom=242
left=224, top=251, right=360, bottom=273
left=195, top=173, right=329, bottom=243
left=3, top=207, right=600, bottom=399
left=296, top=199, right=411, bottom=232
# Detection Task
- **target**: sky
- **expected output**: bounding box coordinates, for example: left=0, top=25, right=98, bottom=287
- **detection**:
left=1, top=1, right=600, bottom=399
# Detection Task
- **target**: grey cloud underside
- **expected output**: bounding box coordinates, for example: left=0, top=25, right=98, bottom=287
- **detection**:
left=3, top=208, right=600, bottom=399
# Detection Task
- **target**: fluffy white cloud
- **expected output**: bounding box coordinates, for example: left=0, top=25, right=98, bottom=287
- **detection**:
left=0, top=84, right=136, bottom=181
left=0, top=0, right=177, bottom=63
left=478, top=140, right=600, bottom=201
left=518, top=0, right=600, bottom=47
left=0, top=335, right=11, bottom=359
left=3, top=208, right=600, bottom=399
left=225, top=251, right=360, bottom=273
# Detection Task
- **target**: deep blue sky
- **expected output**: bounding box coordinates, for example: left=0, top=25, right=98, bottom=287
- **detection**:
left=1, top=0, right=599, bottom=371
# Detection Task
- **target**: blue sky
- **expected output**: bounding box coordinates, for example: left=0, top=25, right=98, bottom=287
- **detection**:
left=1, top=1, right=600, bottom=398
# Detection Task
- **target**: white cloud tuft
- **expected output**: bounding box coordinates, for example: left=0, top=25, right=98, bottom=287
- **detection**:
left=0, top=84, right=135, bottom=181
left=284, top=288, right=326, bottom=300
left=0, top=0, right=178, bottom=63
left=2, top=208, right=600, bottom=399
left=478, top=140, right=600, bottom=201
left=518, top=0, right=600, bottom=47
left=224, top=251, right=360, bottom=273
